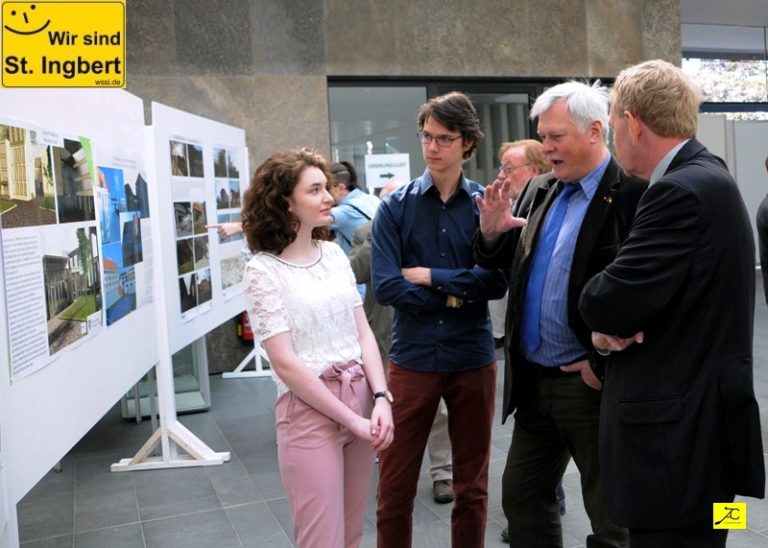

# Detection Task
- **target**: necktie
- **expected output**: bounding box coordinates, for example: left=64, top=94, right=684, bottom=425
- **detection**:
left=521, top=182, right=581, bottom=356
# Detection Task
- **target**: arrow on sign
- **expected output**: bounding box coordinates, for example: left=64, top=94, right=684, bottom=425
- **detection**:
left=379, top=172, right=395, bottom=179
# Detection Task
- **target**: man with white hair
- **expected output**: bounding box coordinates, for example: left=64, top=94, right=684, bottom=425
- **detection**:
left=474, top=81, right=646, bottom=546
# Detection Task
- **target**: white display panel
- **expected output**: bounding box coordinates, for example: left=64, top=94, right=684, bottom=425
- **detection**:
left=0, top=88, right=159, bottom=503
left=148, top=103, right=247, bottom=354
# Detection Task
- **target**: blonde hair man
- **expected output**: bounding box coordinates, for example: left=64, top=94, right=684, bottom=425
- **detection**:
left=581, top=59, right=765, bottom=547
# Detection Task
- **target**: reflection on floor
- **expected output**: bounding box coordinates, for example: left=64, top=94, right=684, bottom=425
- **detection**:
left=16, top=288, right=768, bottom=547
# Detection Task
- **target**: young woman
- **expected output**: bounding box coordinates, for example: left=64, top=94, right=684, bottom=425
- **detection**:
left=241, top=148, right=394, bottom=548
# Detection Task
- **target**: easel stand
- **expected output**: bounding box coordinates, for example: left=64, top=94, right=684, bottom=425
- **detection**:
left=112, top=217, right=231, bottom=471
left=111, top=352, right=230, bottom=471
left=222, top=340, right=271, bottom=379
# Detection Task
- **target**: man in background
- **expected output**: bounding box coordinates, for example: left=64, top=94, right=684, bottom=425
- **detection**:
left=329, top=161, right=379, bottom=255
left=488, top=140, right=551, bottom=348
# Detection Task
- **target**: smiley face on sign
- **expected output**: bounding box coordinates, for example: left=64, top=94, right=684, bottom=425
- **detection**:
left=3, top=3, right=51, bottom=35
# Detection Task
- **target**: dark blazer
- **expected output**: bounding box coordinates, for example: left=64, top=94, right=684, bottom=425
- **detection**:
left=756, top=193, right=768, bottom=304
left=473, top=156, right=647, bottom=423
left=579, top=139, right=765, bottom=528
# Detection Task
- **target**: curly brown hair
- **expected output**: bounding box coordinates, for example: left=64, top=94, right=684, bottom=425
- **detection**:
left=241, top=148, right=331, bottom=254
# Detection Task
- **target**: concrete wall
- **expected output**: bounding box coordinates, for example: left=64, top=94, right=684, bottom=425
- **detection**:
left=127, top=0, right=681, bottom=171
left=127, top=0, right=681, bottom=372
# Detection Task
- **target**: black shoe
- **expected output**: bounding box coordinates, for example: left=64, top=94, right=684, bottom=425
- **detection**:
left=432, top=479, right=454, bottom=503
left=501, top=527, right=509, bottom=543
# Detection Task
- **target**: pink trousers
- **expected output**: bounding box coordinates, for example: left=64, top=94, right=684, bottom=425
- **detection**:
left=274, top=361, right=375, bottom=548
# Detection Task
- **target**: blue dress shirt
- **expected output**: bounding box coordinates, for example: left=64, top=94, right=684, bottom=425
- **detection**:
left=371, top=170, right=508, bottom=372
left=524, top=155, right=609, bottom=366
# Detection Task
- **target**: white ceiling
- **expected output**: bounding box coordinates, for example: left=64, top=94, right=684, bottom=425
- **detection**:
left=680, top=0, right=768, bottom=27
left=680, top=0, right=768, bottom=56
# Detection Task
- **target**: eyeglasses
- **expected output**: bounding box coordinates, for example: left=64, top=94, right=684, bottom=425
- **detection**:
left=499, top=164, right=531, bottom=175
left=417, top=131, right=462, bottom=147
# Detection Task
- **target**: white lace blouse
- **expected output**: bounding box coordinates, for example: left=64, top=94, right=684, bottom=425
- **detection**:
left=243, top=240, right=363, bottom=397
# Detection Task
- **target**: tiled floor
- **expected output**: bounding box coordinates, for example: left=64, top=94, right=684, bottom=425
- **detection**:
left=17, top=285, right=768, bottom=547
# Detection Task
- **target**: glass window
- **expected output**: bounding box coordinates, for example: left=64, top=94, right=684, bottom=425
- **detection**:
left=329, top=82, right=539, bottom=189
left=682, top=23, right=768, bottom=120
left=329, top=86, right=427, bottom=191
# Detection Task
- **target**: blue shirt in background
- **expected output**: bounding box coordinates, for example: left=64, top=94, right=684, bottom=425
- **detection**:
left=371, top=170, right=507, bottom=372
left=331, top=188, right=380, bottom=255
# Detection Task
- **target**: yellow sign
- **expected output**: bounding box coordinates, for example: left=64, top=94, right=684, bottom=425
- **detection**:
left=713, top=502, right=747, bottom=529
left=1, top=1, right=125, bottom=87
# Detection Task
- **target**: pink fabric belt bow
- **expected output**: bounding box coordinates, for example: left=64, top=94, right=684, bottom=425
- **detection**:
left=320, top=360, right=364, bottom=421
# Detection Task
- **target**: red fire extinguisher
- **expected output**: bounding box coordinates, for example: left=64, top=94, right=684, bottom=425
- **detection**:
left=236, top=311, right=254, bottom=345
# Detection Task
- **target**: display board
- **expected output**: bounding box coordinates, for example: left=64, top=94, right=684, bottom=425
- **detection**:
left=697, top=115, right=768, bottom=258
left=0, top=88, right=159, bottom=503
left=147, top=103, right=248, bottom=354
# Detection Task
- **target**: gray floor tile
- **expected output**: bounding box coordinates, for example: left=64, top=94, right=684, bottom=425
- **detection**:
left=23, top=468, right=75, bottom=500
left=725, top=528, right=768, bottom=547
left=74, top=482, right=140, bottom=532
left=142, top=509, right=241, bottom=548
left=225, top=501, right=292, bottom=547
left=177, top=413, right=232, bottom=451
left=242, top=467, right=285, bottom=501
left=265, top=498, right=294, bottom=541
left=18, top=492, right=74, bottom=542
left=19, top=535, right=73, bottom=548
left=73, top=524, right=144, bottom=548
left=74, top=454, right=134, bottom=493
left=131, top=468, right=221, bottom=521
left=210, top=475, right=263, bottom=507
left=202, top=454, right=249, bottom=484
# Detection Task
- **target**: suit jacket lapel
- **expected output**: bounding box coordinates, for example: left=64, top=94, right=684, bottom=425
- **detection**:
left=570, top=158, right=621, bottom=290
left=520, top=175, right=558, bottom=262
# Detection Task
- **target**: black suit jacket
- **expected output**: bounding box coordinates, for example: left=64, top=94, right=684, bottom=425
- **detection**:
left=579, top=139, right=765, bottom=528
left=473, top=157, right=647, bottom=423
left=756, top=194, right=768, bottom=304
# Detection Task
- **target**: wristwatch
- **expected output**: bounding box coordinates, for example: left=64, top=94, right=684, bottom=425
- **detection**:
left=373, top=390, right=394, bottom=404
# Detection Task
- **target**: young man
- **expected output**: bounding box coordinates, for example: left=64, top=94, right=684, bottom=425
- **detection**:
left=580, top=59, right=765, bottom=547
left=474, top=81, right=646, bottom=547
left=372, top=91, right=508, bottom=547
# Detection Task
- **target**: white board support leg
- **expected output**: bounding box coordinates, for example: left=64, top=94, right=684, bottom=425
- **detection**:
left=111, top=420, right=229, bottom=471
left=112, top=341, right=230, bottom=472
left=221, top=339, right=271, bottom=379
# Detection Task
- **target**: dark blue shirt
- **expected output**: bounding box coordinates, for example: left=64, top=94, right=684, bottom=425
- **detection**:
left=371, top=170, right=507, bottom=372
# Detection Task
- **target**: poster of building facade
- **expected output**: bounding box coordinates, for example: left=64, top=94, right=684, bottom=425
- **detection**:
left=94, top=144, right=154, bottom=326
left=149, top=102, right=249, bottom=354
left=0, top=121, right=103, bottom=381
left=213, top=145, right=246, bottom=299
left=169, top=137, right=213, bottom=321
